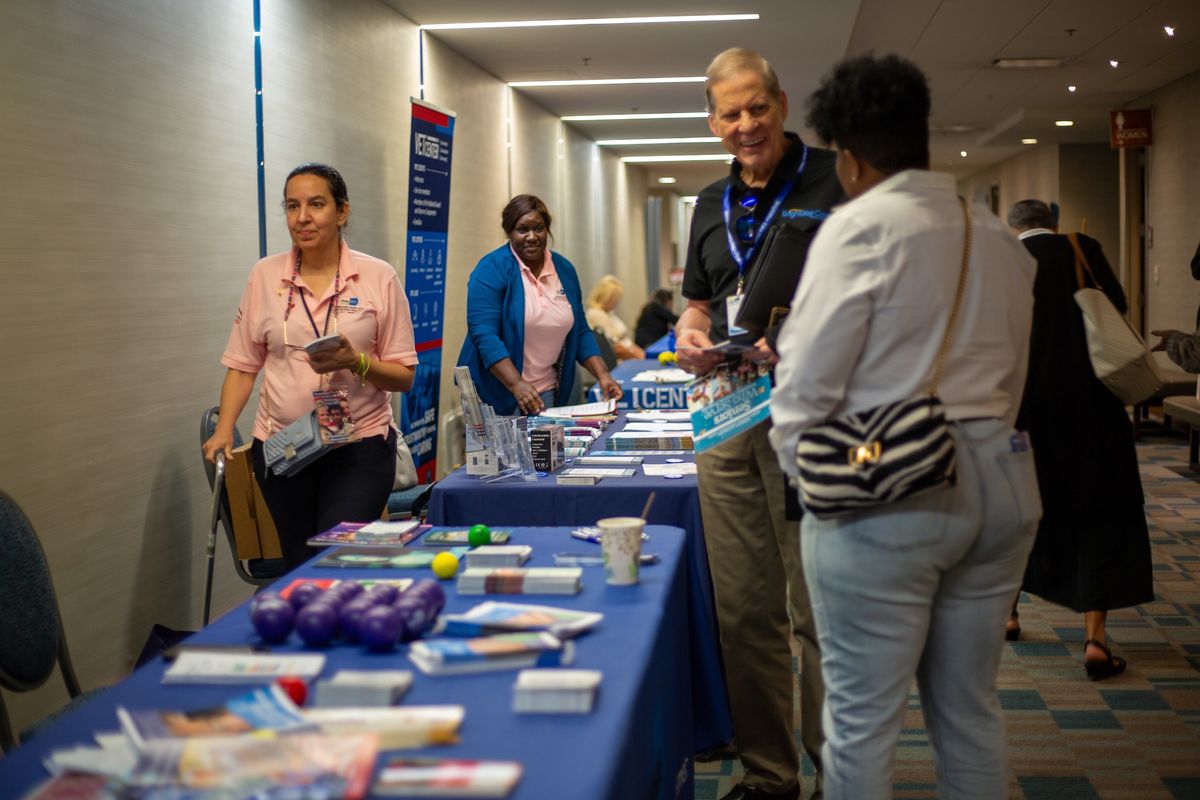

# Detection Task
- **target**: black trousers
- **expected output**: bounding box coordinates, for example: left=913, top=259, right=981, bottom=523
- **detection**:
left=252, top=428, right=397, bottom=568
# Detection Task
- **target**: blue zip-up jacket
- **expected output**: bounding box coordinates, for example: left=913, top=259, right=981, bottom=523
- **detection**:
left=456, top=244, right=600, bottom=415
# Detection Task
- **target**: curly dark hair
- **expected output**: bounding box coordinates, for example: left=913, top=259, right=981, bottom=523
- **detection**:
left=805, top=54, right=930, bottom=174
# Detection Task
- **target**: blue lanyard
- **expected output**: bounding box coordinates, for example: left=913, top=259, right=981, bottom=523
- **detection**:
left=722, top=143, right=809, bottom=289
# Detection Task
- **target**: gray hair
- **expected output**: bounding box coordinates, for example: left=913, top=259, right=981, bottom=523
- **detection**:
left=705, top=48, right=782, bottom=112
left=1007, top=199, right=1056, bottom=231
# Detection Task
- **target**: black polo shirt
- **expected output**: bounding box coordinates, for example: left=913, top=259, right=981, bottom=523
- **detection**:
left=682, top=133, right=845, bottom=340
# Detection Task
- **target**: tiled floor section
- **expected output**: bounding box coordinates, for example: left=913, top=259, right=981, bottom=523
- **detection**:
left=695, top=439, right=1200, bottom=799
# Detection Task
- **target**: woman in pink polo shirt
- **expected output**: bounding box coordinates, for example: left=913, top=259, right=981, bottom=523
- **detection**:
left=457, top=194, right=622, bottom=416
left=202, top=163, right=418, bottom=567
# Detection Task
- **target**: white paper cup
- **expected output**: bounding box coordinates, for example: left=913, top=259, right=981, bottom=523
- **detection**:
left=598, top=517, right=645, bottom=586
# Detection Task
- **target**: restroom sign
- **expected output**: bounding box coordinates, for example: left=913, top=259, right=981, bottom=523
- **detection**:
left=1109, top=109, right=1152, bottom=148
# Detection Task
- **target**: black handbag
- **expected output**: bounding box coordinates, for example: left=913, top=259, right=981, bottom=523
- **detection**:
left=795, top=197, right=972, bottom=519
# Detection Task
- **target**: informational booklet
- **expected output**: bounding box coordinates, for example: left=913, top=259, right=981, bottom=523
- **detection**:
left=572, top=455, right=644, bottom=465
left=513, top=668, right=603, bottom=714
left=313, top=546, right=468, bottom=569
left=622, top=422, right=694, bottom=432
left=301, top=705, right=465, bottom=750
left=162, top=651, right=325, bottom=684
left=408, top=632, right=573, bottom=675
left=307, top=521, right=428, bottom=548
left=118, top=685, right=308, bottom=748
left=626, top=410, right=691, bottom=422
left=435, top=601, right=603, bottom=639
left=630, top=368, right=691, bottom=383
left=643, top=462, right=698, bottom=477
left=688, top=360, right=772, bottom=453
left=374, top=758, right=523, bottom=798
left=557, top=466, right=637, bottom=478
left=457, top=567, right=583, bottom=596
left=542, top=398, right=617, bottom=417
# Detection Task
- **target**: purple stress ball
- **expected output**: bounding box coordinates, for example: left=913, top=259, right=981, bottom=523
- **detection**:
left=360, top=605, right=402, bottom=651
left=410, top=580, right=446, bottom=615
left=362, top=583, right=400, bottom=606
left=288, top=582, right=325, bottom=611
left=338, top=598, right=374, bottom=643
left=250, top=598, right=295, bottom=645
left=393, top=597, right=431, bottom=641
left=295, top=602, right=339, bottom=647
left=249, top=592, right=282, bottom=613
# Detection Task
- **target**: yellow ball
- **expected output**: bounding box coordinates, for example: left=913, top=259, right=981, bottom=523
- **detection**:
left=431, top=552, right=459, bottom=580
left=658, top=351, right=677, bottom=365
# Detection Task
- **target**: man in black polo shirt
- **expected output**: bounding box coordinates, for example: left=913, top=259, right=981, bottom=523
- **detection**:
left=676, top=48, right=843, bottom=800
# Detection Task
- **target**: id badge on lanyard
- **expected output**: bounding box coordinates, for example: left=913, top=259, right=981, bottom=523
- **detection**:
left=722, top=143, right=808, bottom=337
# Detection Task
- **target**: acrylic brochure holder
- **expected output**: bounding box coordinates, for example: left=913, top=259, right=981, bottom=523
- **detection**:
left=455, top=366, right=537, bottom=483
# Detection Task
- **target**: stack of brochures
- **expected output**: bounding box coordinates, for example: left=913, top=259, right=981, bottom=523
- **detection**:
left=435, top=601, right=603, bottom=639
left=513, top=669, right=603, bottom=714
left=313, top=669, right=413, bottom=707
left=457, top=567, right=583, bottom=595
left=374, top=757, right=522, bottom=798
left=608, top=430, right=694, bottom=451
left=464, top=545, right=533, bottom=568
left=408, top=632, right=574, bottom=675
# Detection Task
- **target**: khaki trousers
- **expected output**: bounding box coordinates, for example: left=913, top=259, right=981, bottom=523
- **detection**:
left=696, top=419, right=823, bottom=794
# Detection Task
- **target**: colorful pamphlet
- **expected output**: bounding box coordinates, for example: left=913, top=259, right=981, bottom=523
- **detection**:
left=408, top=632, right=573, bottom=675
left=456, top=567, right=583, bottom=596
left=313, top=546, right=469, bottom=569
left=688, top=360, right=772, bottom=453
left=300, top=705, right=464, bottom=749
left=435, top=601, right=603, bottom=639
left=307, top=521, right=428, bottom=548
left=421, top=529, right=511, bottom=546
left=374, top=758, right=523, bottom=797
left=117, top=685, right=307, bottom=747
left=161, top=651, right=325, bottom=684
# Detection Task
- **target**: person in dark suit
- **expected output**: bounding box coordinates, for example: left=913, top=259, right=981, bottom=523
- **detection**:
left=634, top=288, right=679, bottom=349
left=1007, top=199, right=1153, bottom=680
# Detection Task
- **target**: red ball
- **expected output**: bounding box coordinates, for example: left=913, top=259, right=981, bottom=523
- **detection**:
left=276, top=676, right=307, bottom=706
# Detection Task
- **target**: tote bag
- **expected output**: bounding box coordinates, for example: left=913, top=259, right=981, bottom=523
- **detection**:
left=1068, top=233, right=1164, bottom=405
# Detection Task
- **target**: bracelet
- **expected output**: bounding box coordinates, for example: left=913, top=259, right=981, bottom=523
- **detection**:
left=356, top=352, right=372, bottom=387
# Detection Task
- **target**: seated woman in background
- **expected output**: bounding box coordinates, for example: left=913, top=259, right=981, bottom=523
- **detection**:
left=634, top=288, right=679, bottom=350
left=457, top=194, right=622, bottom=416
left=585, top=275, right=645, bottom=361
left=202, top=163, right=417, bottom=568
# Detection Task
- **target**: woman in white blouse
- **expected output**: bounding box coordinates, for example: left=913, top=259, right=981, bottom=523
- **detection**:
left=585, top=275, right=645, bottom=361
left=769, top=54, right=1041, bottom=800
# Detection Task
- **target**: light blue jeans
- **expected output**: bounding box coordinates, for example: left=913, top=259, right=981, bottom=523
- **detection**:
left=801, top=419, right=1041, bottom=800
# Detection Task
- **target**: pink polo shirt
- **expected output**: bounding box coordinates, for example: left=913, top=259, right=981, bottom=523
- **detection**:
left=222, top=241, right=418, bottom=441
left=515, top=245, right=574, bottom=393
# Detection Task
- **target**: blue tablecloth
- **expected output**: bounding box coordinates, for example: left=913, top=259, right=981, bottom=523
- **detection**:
left=587, top=358, right=690, bottom=410
left=0, top=527, right=696, bottom=800
left=429, top=415, right=732, bottom=752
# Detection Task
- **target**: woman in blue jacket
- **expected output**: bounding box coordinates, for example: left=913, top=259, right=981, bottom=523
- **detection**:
left=457, top=194, right=622, bottom=415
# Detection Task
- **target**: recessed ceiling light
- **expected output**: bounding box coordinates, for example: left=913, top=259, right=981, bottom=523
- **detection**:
left=597, top=136, right=720, bottom=146
left=1068, top=85, right=1077, bottom=92
left=959, top=150, right=968, bottom=157
left=658, top=177, right=678, bottom=184
left=1109, top=59, right=1120, bottom=68
left=562, top=112, right=708, bottom=121
left=1164, top=25, right=1176, bottom=37
left=510, top=76, right=705, bottom=88
left=992, top=57, right=1064, bottom=69
left=421, top=13, right=759, bottom=31
left=1021, top=138, right=1038, bottom=145
left=621, top=154, right=734, bottom=163
left=1055, top=120, right=1074, bottom=127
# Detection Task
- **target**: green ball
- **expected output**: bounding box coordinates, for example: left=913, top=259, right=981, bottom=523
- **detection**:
left=468, top=524, right=492, bottom=546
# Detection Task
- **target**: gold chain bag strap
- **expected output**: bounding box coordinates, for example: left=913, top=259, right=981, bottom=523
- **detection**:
left=794, top=197, right=972, bottom=518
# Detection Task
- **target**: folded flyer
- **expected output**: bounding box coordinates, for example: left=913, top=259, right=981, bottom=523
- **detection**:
left=408, top=632, right=573, bottom=675
left=435, top=601, right=602, bottom=639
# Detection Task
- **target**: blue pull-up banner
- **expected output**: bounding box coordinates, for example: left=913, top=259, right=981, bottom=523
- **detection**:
left=400, top=99, right=456, bottom=483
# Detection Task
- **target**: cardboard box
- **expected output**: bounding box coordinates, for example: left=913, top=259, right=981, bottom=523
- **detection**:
left=530, top=425, right=565, bottom=472
left=222, top=443, right=283, bottom=559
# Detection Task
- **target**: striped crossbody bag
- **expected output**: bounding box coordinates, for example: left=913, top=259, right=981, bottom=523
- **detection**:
left=794, top=197, right=971, bottom=519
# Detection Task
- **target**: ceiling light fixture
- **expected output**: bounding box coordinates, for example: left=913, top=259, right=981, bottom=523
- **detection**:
left=597, top=136, right=720, bottom=146
left=1068, top=84, right=1077, bottom=92
left=421, top=13, right=759, bottom=31
left=510, top=76, right=705, bottom=87
left=562, top=111, right=709, bottom=121
left=1109, top=59, right=1120, bottom=68
left=992, top=57, right=1064, bottom=69
left=1021, top=138, right=1038, bottom=145
left=657, top=177, right=678, bottom=184
left=1164, top=25, right=1175, bottom=37
left=959, top=150, right=968, bottom=157
left=1055, top=120, right=1074, bottom=127
left=621, top=154, right=734, bottom=163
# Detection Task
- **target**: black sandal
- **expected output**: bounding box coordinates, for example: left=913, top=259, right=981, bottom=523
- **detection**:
left=1005, top=611, right=1021, bottom=642
left=1084, top=639, right=1127, bottom=681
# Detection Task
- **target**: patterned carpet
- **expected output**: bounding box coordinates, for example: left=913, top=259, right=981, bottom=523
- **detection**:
left=695, top=438, right=1200, bottom=800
